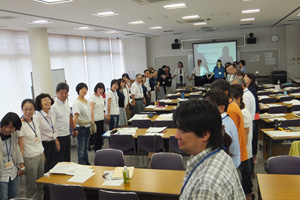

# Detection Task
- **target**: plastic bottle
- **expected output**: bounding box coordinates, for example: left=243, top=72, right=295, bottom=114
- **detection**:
left=156, top=100, right=159, bottom=106
left=181, top=92, right=185, bottom=99
left=123, top=166, right=130, bottom=183
left=274, top=119, right=279, bottom=130
left=277, top=79, right=280, bottom=85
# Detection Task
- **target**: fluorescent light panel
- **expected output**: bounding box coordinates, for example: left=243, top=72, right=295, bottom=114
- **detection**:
left=93, top=11, right=119, bottom=17
left=149, top=26, right=163, bottom=30
left=182, top=15, right=200, bottom=20
left=105, top=30, right=119, bottom=34
left=242, top=9, right=260, bottom=14
left=297, top=13, right=300, bottom=16
left=74, top=26, right=93, bottom=30
left=241, top=18, right=255, bottom=22
left=34, top=0, right=72, bottom=5
left=163, top=3, right=187, bottom=9
left=193, top=22, right=207, bottom=26
left=128, top=21, right=145, bottom=25
left=28, top=20, right=52, bottom=24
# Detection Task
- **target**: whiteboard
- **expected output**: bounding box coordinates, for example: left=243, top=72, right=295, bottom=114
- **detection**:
left=238, top=49, right=280, bottom=75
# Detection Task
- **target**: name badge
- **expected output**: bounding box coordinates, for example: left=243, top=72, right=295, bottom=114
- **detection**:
left=5, top=161, right=14, bottom=169
left=219, top=72, right=222, bottom=75
left=34, top=137, right=41, bottom=144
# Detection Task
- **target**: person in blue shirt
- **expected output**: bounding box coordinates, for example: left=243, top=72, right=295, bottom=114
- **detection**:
left=204, top=89, right=241, bottom=168
left=213, top=59, right=225, bottom=80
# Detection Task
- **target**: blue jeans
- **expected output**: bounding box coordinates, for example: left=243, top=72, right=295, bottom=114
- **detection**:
left=77, top=127, right=90, bottom=165
left=0, top=176, right=18, bottom=200
left=109, top=115, right=119, bottom=130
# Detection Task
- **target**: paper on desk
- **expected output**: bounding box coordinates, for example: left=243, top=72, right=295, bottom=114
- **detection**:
left=265, top=131, right=300, bottom=137
left=265, top=104, right=283, bottom=107
left=68, top=172, right=95, bottom=183
left=159, top=99, right=173, bottom=103
left=290, top=92, right=300, bottom=96
left=267, top=117, right=287, bottom=121
left=112, top=167, right=134, bottom=179
left=145, top=132, right=164, bottom=137
left=258, top=95, right=272, bottom=100
left=147, top=127, right=167, bottom=133
left=283, top=100, right=300, bottom=105
left=146, top=105, right=157, bottom=109
left=260, top=113, right=286, bottom=119
left=118, top=127, right=137, bottom=136
left=102, top=179, right=124, bottom=186
left=49, top=162, right=77, bottom=174
left=156, top=113, right=173, bottom=121
left=131, top=114, right=148, bottom=120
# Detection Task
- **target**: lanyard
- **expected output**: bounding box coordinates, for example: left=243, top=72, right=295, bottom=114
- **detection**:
left=22, top=116, right=37, bottom=138
left=4, top=137, right=12, bottom=162
left=135, top=82, right=142, bottom=93
left=229, top=99, right=234, bottom=104
left=180, top=149, right=220, bottom=195
left=222, top=114, right=229, bottom=120
left=39, top=111, right=54, bottom=133
left=112, top=90, right=118, bottom=105
left=244, top=89, right=249, bottom=93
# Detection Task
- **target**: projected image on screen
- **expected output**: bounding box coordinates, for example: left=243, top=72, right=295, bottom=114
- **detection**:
left=193, top=41, right=237, bottom=73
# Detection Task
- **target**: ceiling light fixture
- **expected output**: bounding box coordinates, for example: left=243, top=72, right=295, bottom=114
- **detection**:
left=34, top=0, right=73, bottom=5
left=242, top=9, right=260, bottom=14
left=149, top=26, right=163, bottom=30
left=241, top=18, right=255, bottom=22
left=163, top=3, right=187, bottom=9
left=128, top=21, right=146, bottom=25
left=193, top=22, right=207, bottom=26
left=28, top=20, right=53, bottom=24
left=105, top=30, right=119, bottom=34
left=182, top=15, right=200, bottom=20
left=93, top=11, right=119, bottom=17
left=297, top=13, right=300, bottom=16
left=74, top=26, right=93, bottom=30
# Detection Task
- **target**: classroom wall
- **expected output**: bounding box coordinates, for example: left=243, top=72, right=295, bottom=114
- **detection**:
left=123, top=37, right=148, bottom=79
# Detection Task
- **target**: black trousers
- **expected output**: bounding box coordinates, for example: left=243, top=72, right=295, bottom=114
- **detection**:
left=252, top=120, right=259, bottom=156
left=42, top=140, right=58, bottom=173
left=195, top=76, right=206, bottom=86
left=239, top=159, right=253, bottom=194
left=94, top=120, right=104, bottom=152
left=56, top=135, right=71, bottom=162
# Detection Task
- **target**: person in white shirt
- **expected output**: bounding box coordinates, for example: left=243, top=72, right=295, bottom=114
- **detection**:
left=88, top=82, right=105, bottom=151
left=131, top=74, right=145, bottom=114
left=72, top=83, right=92, bottom=165
left=173, top=61, right=189, bottom=88
left=105, top=79, right=120, bottom=130
left=226, top=64, right=238, bottom=82
left=18, top=99, right=44, bottom=200
left=35, top=93, right=59, bottom=173
left=122, top=73, right=131, bottom=120
left=144, top=69, right=151, bottom=105
left=188, top=59, right=210, bottom=86
left=51, top=82, right=77, bottom=162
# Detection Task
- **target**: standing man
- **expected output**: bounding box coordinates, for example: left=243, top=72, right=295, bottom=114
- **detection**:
left=188, top=59, right=209, bottom=86
left=51, top=82, right=78, bottom=162
left=239, top=60, right=247, bottom=73
left=122, top=73, right=131, bottom=120
left=173, top=100, right=245, bottom=199
left=131, top=74, right=145, bottom=114
left=226, top=64, right=238, bottom=82
left=144, top=69, right=151, bottom=106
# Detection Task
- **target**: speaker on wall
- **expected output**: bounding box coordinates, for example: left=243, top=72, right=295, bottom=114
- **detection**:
left=247, top=33, right=256, bottom=44
left=171, top=39, right=180, bottom=49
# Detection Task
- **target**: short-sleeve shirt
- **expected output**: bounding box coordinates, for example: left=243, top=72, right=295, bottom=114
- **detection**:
left=192, top=66, right=208, bottom=77
left=117, top=90, right=125, bottom=108
left=88, top=94, right=105, bottom=121
left=36, top=110, right=58, bottom=141
left=51, top=98, right=71, bottom=137
left=131, top=81, right=144, bottom=99
left=105, top=89, right=120, bottom=115
left=72, top=99, right=92, bottom=127
left=243, top=88, right=256, bottom=120
left=213, top=66, right=225, bottom=79
left=242, top=108, right=253, bottom=159
left=17, top=117, right=44, bottom=157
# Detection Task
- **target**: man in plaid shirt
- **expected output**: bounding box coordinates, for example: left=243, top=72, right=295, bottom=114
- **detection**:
left=173, top=100, right=245, bottom=200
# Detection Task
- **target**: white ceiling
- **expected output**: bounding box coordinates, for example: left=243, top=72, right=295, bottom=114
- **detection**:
left=0, top=0, right=299, bottom=39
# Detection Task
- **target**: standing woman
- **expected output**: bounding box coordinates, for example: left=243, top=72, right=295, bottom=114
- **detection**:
left=173, top=61, right=188, bottom=88
left=89, top=83, right=105, bottom=152
left=0, top=112, right=25, bottom=200
left=73, top=83, right=92, bottom=165
left=117, top=78, right=128, bottom=127
left=213, top=59, right=225, bottom=80
left=35, top=93, right=59, bottom=173
left=156, top=68, right=166, bottom=100
left=164, top=66, right=172, bottom=94
left=105, top=79, right=120, bottom=130
left=18, top=99, right=44, bottom=200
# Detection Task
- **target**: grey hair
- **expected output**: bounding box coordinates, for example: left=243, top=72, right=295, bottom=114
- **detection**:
left=231, top=78, right=246, bottom=87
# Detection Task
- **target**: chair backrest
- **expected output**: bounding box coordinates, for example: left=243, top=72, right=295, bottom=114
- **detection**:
left=258, top=91, right=271, bottom=96
left=291, top=105, right=300, bottom=112
left=169, top=95, right=181, bottom=99
left=261, top=97, right=276, bottom=103
left=110, top=135, right=135, bottom=153
left=153, top=120, right=176, bottom=128
left=137, top=135, right=164, bottom=154
left=132, top=119, right=152, bottom=128
left=10, top=199, right=32, bottom=200
left=98, top=190, right=139, bottom=200
left=268, top=156, right=300, bottom=175
left=280, top=119, right=300, bottom=127
left=49, top=184, right=87, bottom=200
left=279, top=96, right=294, bottom=102
left=257, top=86, right=265, bottom=91
left=151, top=153, right=184, bottom=170
left=94, top=149, right=124, bottom=167
left=269, top=106, right=287, bottom=114
left=290, top=89, right=300, bottom=93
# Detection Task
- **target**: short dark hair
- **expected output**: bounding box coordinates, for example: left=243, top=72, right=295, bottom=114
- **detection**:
left=56, top=82, right=69, bottom=92
left=21, top=99, right=35, bottom=110
left=173, top=99, right=231, bottom=152
left=122, top=73, right=130, bottom=80
left=204, top=89, right=229, bottom=112
left=230, top=84, right=245, bottom=110
left=178, top=61, right=184, bottom=68
left=144, top=69, right=150, bottom=74
left=75, top=82, right=88, bottom=95
left=239, top=60, right=246, bottom=66
left=210, top=79, right=231, bottom=97
left=217, top=59, right=222, bottom=64
left=245, top=73, right=258, bottom=90
left=35, top=93, right=54, bottom=111
left=111, top=79, right=119, bottom=87
left=94, top=82, right=106, bottom=94
left=1, top=112, right=22, bottom=131
left=135, top=74, right=142, bottom=78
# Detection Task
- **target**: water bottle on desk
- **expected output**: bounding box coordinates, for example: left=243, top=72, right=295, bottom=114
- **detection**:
left=181, top=92, right=185, bottom=99
left=123, top=166, right=130, bottom=183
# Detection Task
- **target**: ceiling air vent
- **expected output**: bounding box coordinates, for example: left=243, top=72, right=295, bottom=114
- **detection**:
left=0, top=16, right=18, bottom=20
left=132, top=0, right=169, bottom=5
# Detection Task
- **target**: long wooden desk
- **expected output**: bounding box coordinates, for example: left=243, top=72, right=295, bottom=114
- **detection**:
left=257, top=174, right=300, bottom=200
left=260, top=113, right=300, bottom=123
left=260, top=127, right=300, bottom=159
left=103, top=128, right=177, bottom=139
left=37, top=166, right=184, bottom=198
left=145, top=105, right=177, bottom=113
left=259, top=102, right=292, bottom=112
